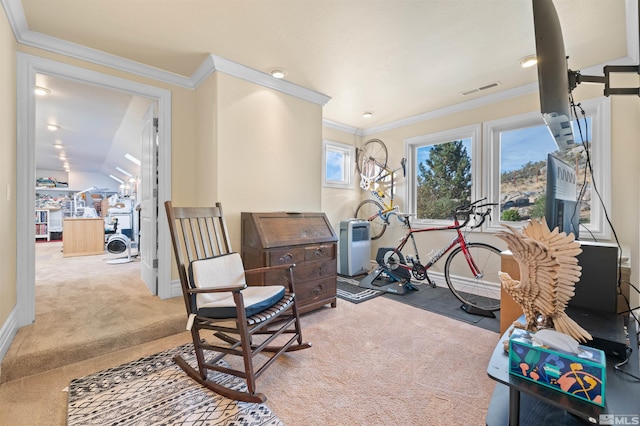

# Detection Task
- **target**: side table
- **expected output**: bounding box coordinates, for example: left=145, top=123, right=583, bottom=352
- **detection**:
left=486, top=320, right=639, bottom=425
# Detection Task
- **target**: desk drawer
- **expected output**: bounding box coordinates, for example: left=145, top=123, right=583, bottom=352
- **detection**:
left=304, top=244, right=335, bottom=262
left=295, top=276, right=337, bottom=308
left=264, top=258, right=336, bottom=285
left=293, top=259, right=336, bottom=283
left=268, top=247, right=305, bottom=265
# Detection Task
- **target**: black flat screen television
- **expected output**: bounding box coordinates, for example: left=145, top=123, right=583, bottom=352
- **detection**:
left=532, top=0, right=576, bottom=151
left=546, top=153, right=579, bottom=238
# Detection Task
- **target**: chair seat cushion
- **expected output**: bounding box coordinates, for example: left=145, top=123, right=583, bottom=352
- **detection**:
left=197, top=285, right=285, bottom=319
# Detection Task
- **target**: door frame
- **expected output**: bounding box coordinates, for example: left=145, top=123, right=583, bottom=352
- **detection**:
left=16, top=53, right=173, bottom=327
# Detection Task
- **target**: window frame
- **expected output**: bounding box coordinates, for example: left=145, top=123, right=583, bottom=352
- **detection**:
left=405, top=123, right=482, bottom=226
left=322, top=139, right=355, bottom=189
left=482, top=96, right=611, bottom=239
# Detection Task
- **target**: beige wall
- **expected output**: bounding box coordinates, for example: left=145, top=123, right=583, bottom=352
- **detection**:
left=194, top=72, right=218, bottom=206
left=0, top=4, right=17, bottom=329
left=215, top=72, right=324, bottom=250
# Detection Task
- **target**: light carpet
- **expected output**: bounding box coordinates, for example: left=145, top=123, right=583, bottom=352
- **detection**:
left=1, top=241, right=185, bottom=383
left=67, top=343, right=282, bottom=426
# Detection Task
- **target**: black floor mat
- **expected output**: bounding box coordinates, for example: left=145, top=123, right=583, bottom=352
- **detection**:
left=381, top=283, right=500, bottom=333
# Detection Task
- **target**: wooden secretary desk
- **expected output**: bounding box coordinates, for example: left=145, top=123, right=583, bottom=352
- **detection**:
left=240, top=211, right=338, bottom=314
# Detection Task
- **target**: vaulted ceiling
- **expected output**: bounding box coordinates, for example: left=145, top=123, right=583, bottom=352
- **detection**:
left=7, top=0, right=638, bottom=175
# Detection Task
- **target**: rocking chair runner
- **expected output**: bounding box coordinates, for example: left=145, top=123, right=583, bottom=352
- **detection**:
left=165, top=201, right=311, bottom=403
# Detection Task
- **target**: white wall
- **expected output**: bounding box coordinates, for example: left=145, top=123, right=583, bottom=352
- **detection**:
left=68, top=171, right=121, bottom=193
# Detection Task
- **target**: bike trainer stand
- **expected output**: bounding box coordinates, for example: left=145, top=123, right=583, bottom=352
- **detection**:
left=460, top=303, right=496, bottom=318
left=358, top=266, right=419, bottom=295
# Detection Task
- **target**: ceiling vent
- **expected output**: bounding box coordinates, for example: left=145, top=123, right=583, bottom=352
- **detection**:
left=460, top=81, right=501, bottom=96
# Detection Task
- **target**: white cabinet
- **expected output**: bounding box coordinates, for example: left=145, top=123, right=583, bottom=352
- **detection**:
left=35, top=209, right=49, bottom=241
left=35, top=208, right=64, bottom=241
left=49, top=209, right=63, bottom=233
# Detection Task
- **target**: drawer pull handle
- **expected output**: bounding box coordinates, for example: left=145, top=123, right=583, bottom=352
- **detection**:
left=279, top=253, right=294, bottom=264
left=313, top=266, right=325, bottom=277
left=314, top=247, right=325, bottom=257
left=311, top=285, right=323, bottom=296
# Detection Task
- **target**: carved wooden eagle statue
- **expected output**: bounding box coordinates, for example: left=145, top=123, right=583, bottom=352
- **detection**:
left=496, top=218, right=592, bottom=343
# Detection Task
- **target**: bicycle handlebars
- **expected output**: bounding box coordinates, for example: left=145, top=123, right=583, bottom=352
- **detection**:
left=452, top=198, right=497, bottom=229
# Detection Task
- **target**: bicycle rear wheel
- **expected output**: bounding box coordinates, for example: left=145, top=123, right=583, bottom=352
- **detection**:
left=444, top=242, right=501, bottom=311
left=356, top=139, right=388, bottom=180
left=355, top=199, right=387, bottom=240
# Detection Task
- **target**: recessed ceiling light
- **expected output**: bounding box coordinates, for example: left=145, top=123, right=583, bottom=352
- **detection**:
left=53, top=143, right=63, bottom=149
left=109, top=174, right=124, bottom=184
left=115, top=166, right=133, bottom=177
left=362, top=111, right=374, bottom=118
left=519, top=55, right=538, bottom=68
left=124, top=153, right=141, bottom=166
left=47, top=124, right=60, bottom=131
left=35, top=86, right=50, bottom=96
left=269, top=68, right=287, bottom=79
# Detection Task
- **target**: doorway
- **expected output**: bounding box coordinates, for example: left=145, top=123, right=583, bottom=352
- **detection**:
left=16, top=53, right=174, bottom=327
left=34, top=73, right=151, bottom=297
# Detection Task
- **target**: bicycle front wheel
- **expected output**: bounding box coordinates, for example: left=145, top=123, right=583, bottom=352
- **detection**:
left=355, top=199, right=387, bottom=240
left=356, top=139, right=388, bottom=180
left=444, top=242, right=501, bottom=311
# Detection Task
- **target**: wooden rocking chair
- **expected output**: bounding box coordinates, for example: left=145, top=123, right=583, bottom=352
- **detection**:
left=165, top=201, right=311, bottom=403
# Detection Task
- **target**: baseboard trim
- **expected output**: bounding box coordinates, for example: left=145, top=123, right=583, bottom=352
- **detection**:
left=0, top=306, right=19, bottom=364
left=171, top=279, right=182, bottom=299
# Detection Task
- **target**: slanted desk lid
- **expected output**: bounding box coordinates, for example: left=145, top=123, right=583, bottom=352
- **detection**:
left=242, top=212, right=337, bottom=248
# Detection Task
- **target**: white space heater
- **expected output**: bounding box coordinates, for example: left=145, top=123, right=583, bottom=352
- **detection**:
left=106, top=233, right=132, bottom=264
left=338, top=219, right=370, bottom=277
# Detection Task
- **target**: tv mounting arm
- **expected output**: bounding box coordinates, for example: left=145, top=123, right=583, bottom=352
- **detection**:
left=569, top=64, right=640, bottom=96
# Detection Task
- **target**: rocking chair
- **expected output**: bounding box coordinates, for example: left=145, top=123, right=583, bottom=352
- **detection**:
left=165, top=201, right=311, bottom=403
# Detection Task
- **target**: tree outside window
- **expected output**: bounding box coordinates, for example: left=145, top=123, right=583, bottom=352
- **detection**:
left=406, top=124, right=480, bottom=224
left=416, top=139, right=472, bottom=219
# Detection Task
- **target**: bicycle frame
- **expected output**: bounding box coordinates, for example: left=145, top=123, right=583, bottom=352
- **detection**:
left=384, top=215, right=483, bottom=280
left=361, top=161, right=404, bottom=223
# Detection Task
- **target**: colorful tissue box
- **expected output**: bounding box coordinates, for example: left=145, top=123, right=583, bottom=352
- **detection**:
left=508, top=328, right=606, bottom=407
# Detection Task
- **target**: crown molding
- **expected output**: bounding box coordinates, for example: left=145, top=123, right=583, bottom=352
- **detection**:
left=2, top=0, right=635, bottom=130
left=193, top=54, right=331, bottom=106
left=1, top=0, right=330, bottom=106
left=361, top=51, right=638, bottom=137
left=360, top=82, right=539, bottom=136
left=1, top=0, right=25, bottom=37
left=3, top=0, right=192, bottom=87
left=321, top=119, right=360, bottom=135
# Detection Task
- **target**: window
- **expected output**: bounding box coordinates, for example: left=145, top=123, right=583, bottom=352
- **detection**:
left=484, top=97, right=611, bottom=239
left=322, top=140, right=355, bottom=188
left=403, top=97, right=610, bottom=239
left=406, top=124, right=481, bottom=222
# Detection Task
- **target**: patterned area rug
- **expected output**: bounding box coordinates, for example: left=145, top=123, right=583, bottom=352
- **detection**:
left=336, top=275, right=382, bottom=304
left=67, top=343, right=283, bottom=426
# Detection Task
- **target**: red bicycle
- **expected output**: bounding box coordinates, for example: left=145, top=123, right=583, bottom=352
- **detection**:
left=375, top=198, right=502, bottom=312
